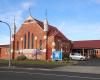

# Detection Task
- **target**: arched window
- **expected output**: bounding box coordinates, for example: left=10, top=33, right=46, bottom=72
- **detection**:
left=24, top=34, right=26, bottom=49
left=57, top=40, right=60, bottom=51
left=17, top=41, right=19, bottom=50
left=28, top=32, right=30, bottom=49
left=32, top=33, right=34, bottom=49
left=39, top=40, right=42, bottom=50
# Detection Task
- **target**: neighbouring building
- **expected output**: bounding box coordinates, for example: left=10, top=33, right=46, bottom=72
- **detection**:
left=72, top=40, right=100, bottom=58
left=0, top=15, right=71, bottom=60
left=0, top=45, right=10, bottom=60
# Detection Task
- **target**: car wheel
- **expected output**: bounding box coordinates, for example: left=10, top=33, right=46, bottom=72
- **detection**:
left=80, top=58, right=84, bottom=61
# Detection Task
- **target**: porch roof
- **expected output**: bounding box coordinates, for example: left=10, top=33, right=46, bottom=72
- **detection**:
left=0, top=45, right=10, bottom=48
left=73, top=40, right=100, bottom=49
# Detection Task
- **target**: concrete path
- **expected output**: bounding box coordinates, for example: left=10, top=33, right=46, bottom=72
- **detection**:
left=53, top=66, right=100, bottom=74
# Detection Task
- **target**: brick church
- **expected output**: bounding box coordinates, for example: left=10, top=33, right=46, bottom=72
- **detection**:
left=0, top=14, right=72, bottom=60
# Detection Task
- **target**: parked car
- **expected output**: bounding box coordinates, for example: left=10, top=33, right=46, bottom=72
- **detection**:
left=69, top=53, right=86, bottom=60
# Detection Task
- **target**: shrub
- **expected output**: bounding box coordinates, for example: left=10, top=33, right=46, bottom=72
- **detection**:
left=17, top=55, right=27, bottom=60
left=63, top=54, right=70, bottom=61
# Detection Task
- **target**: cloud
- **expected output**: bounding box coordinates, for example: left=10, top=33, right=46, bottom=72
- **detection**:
left=0, top=10, right=24, bottom=31
left=89, top=0, right=100, bottom=4
left=21, top=2, right=32, bottom=10
left=0, top=2, right=32, bottom=30
left=0, top=6, right=23, bottom=45
left=95, top=0, right=100, bottom=3
left=57, top=20, right=100, bottom=40
left=58, top=21, right=81, bottom=34
left=0, top=0, right=38, bottom=45
left=21, top=0, right=36, bottom=10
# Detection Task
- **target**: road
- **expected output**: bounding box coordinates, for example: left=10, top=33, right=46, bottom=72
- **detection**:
left=0, top=67, right=100, bottom=80
left=0, top=59, right=100, bottom=80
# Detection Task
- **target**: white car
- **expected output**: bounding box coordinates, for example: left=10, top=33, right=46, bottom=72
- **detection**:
left=69, top=53, right=86, bottom=60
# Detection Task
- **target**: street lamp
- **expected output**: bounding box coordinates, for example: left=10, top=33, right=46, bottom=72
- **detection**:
left=0, top=20, right=12, bottom=68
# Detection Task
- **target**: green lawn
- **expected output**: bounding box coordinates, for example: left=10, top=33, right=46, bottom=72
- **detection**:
left=0, top=59, right=77, bottom=65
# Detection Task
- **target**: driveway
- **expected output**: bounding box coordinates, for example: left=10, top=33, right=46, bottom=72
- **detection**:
left=74, top=58, right=100, bottom=66
left=54, top=58, right=100, bottom=74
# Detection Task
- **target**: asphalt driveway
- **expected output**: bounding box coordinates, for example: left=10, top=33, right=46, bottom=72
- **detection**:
left=74, top=58, right=100, bottom=66
left=54, top=58, right=100, bottom=74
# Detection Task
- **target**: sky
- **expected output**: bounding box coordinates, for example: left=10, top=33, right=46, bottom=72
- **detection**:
left=0, top=0, right=100, bottom=45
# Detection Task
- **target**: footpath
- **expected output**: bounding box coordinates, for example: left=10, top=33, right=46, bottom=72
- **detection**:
left=0, top=60, right=100, bottom=74
left=53, top=65, right=100, bottom=74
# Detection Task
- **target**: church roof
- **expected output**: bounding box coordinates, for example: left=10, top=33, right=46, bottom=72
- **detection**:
left=22, top=16, right=69, bottom=41
left=25, top=15, right=35, bottom=22
left=34, top=19, right=69, bottom=40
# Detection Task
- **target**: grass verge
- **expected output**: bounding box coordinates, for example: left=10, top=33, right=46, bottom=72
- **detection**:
left=0, top=59, right=77, bottom=65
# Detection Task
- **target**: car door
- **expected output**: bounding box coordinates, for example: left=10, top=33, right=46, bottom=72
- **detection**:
left=70, top=53, right=75, bottom=59
left=73, top=53, right=80, bottom=60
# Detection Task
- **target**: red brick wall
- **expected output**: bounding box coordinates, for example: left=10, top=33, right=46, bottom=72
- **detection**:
left=96, top=49, right=100, bottom=58
left=0, top=47, right=9, bottom=59
left=14, top=21, right=48, bottom=60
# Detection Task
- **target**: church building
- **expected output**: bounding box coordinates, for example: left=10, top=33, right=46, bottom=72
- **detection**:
left=12, top=14, right=72, bottom=60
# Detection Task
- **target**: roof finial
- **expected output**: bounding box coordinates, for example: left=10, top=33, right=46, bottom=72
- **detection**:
left=26, top=8, right=34, bottom=21
left=43, top=9, right=48, bottom=32
left=29, top=7, right=32, bottom=16
left=14, top=16, right=16, bottom=34
left=45, top=9, right=47, bottom=20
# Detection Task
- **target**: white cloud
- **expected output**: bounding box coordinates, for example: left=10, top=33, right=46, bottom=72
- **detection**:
left=0, top=10, right=24, bottom=45
left=21, top=2, right=32, bottom=10
left=58, top=21, right=81, bottom=34
left=95, top=0, right=100, bottom=3
left=0, top=10, right=24, bottom=30
left=0, top=0, right=37, bottom=45
left=21, top=0, right=36, bottom=11
left=57, top=20, right=100, bottom=40
left=89, top=0, right=100, bottom=4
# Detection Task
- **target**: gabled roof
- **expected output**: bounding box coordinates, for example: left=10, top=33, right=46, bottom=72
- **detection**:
left=33, top=19, right=69, bottom=40
left=73, top=40, right=100, bottom=49
left=17, top=16, right=69, bottom=41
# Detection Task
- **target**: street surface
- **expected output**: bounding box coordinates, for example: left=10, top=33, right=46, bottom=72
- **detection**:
left=0, top=68, right=100, bottom=80
left=0, top=59, right=100, bottom=80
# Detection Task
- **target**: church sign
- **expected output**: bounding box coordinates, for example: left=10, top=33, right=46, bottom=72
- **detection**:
left=52, top=51, right=62, bottom=61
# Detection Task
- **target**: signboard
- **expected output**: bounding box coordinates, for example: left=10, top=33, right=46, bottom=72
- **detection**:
left=52, top=51, right=62, bottom=61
